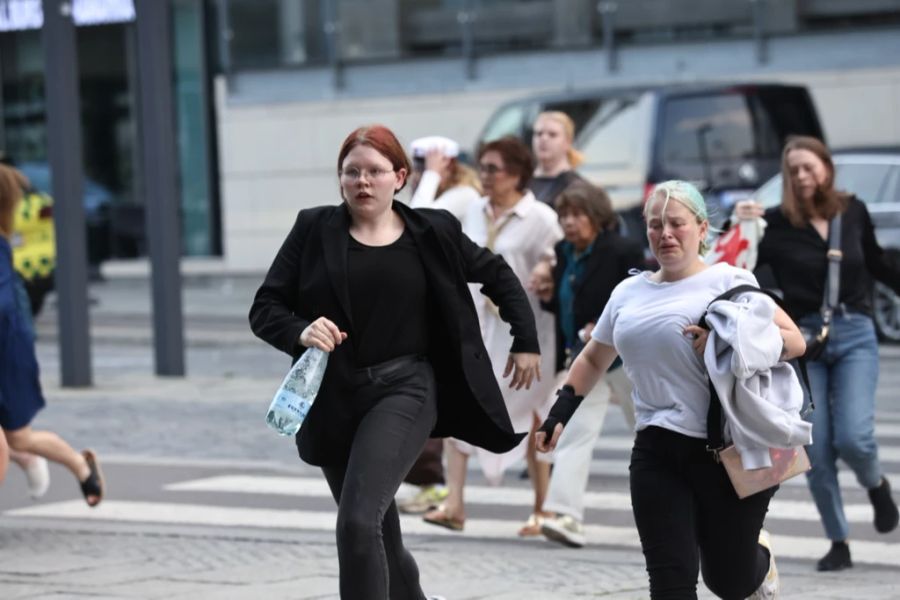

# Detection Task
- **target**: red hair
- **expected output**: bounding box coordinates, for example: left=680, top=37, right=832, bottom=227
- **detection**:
left=337, top=125, right=412, bottom=193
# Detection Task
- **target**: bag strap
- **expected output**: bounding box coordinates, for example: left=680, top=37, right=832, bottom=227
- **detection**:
left=822, top=213, right=843, bottom=323
left=701, top=285, right=815, bottom=459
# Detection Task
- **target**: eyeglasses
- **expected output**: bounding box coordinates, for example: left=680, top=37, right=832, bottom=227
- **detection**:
left=478, top=163, right=504, bottom=175
left=340, top=167, right=395, bottom=181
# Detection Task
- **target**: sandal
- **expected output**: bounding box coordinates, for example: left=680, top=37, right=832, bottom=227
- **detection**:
left=423, top=504, right=465, bottom=531
left=79, top=449, right=104, bottom=507
left=517, top=513, right=546, bottom=537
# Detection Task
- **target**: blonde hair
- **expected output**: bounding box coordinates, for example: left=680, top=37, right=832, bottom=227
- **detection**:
left=780, top=136, right=848, bottom=228
left=643, top=180, right=712, bottom=255
left=0, top=164, right=25, bottom=239
left=437, top=160, right=482, bottom=197
left=535, top=111, right=584, bottom=168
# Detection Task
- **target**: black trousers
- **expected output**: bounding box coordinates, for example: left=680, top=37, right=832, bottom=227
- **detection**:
left=322, top=355, right=436, bottom=600
left=629, top=426, right=775, bottom=600
left=404, top=438, right=445, bottom=486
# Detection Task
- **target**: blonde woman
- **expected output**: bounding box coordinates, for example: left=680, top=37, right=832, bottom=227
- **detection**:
left=409, top=136, right=482, bottom=220
left=530, top=111, right=586, bottom=207
left=538, top=180, right=807, bottom=599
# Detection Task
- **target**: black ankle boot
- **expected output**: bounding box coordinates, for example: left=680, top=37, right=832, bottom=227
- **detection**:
left=868, top=477, right=900, bottom=534
left=817, top=541, right=852, bottom=572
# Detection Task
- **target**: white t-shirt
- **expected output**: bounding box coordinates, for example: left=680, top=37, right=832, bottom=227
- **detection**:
left=591, top=262, right=758, bottom=439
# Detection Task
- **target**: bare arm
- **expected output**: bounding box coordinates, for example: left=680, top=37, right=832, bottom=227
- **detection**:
left=774, top=306, right=806, bottom=360
left=535, top=339, right=619, bottom=452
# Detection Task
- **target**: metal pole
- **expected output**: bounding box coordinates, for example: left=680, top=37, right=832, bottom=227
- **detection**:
left=134, top=0, right=186, bottom=376
left=459, top=0, right=476, bottom=81
left=216, top=0, right=232, bottom=75
left=323, top=0, right=343, bottom=90
left=751, top=0, right=768, bottom=65
left=41, top=0, right=92, bottom=387
left=598, top=1, right=618, bottom=73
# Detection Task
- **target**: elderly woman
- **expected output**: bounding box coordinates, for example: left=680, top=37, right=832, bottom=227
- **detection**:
left=531, top=181, right=644, bottom=548
left=250, top=125, right=540, bottom=600
left=530, top=111, right=586, bottom=207
left=538, top=180, right=807, bottom=599
left=423, top=135, right=562, bottom=536
left=734, top=136, right=900, bottom=571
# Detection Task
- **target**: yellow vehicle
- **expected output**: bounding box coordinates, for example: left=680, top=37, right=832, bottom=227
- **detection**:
left=11, top=185, right=56, bottom=315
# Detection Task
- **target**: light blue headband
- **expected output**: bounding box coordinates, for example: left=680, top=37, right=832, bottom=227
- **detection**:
left=647, top=180, right=708, bottom=222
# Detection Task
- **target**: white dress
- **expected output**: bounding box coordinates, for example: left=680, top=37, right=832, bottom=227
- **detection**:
left=454, top=191, right=563, bottom=484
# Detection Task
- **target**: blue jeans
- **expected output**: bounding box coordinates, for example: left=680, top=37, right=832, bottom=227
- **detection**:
left=800, top=311, right=884, bottom=542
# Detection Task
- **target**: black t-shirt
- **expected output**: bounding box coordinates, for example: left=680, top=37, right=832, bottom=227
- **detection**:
left=347, top=228, right=430, bottom=367
left=756, top=197, right=900, bottom=319
left=530, top=170, right=585, bottom=207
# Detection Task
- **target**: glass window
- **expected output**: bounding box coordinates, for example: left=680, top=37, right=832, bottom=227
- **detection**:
left=660, top=93, right=754, bottom=165
left=883, top=166, right=900, bottom=204
left=834, top=163, right=891, bottom=204
left=577, top=98, right=640, bottom=167
left=479, top=103, right=527, bottom=144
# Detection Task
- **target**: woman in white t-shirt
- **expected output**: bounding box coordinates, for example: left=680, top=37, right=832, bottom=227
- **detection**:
left=536, top=181, right=806, bottom=600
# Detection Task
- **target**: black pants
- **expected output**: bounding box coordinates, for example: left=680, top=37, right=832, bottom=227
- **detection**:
left=322, top=356, right=436, bottom=600
left=630, top=426, right=775, bottom=600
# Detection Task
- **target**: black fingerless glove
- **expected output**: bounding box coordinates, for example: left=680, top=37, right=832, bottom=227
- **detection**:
left=537, top=385, right=585, bottom=437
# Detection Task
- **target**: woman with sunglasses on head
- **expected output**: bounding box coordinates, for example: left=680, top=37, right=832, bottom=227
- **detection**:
left=733, top=135, right=900, bottom=571
left=250, top=125, right=541, bottom=600
left=423, top=135, right=562, bottom=536
left=537, top=180, right=808, bottom=599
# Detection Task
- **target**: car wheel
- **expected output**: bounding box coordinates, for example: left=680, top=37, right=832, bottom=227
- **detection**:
left=872, top=282, right=900, bottom=343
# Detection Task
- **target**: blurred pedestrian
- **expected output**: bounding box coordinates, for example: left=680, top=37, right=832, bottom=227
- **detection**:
left=530, top=111, right=586, bottom=208
left=408, top=136, right=481, bottom=220
left=733, top=136, right=900, bottom=571
left=0, top=163, right=104, bottom=507
left=537, top=180, right=808, bottom=599
left=249, top=125, right=540, bottom=600
left=423, top=136, right=561, bottom=536
left=529, top=182, right=643, bottom=547
left=401, top=135, right=482, bottom=515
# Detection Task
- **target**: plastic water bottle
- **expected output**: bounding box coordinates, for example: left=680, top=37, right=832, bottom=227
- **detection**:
left=266, top=347, right=329, bottom=436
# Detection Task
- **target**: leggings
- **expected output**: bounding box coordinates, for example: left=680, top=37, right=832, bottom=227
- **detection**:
left=630, top=426, right=775, bottom=600
left=322, top=356, right=437, bottom=600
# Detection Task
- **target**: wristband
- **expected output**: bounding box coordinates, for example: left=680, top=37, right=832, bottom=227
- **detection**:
left=537, top=384, right=585, bottom=438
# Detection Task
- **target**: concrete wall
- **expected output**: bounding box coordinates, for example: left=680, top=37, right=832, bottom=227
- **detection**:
left=215, top=29, right=900, bottom=272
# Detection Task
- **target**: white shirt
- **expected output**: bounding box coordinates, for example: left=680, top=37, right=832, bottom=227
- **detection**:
left=409, top=170, right=481, bottom=221
left=591, top=262, right=757, bottom=438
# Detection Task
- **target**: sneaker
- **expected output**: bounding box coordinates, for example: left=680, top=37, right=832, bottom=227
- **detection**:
left=22, top=456, right=50, bottom=499
left=868, top=477, right=899, bottom=534
left=747, top=529, right=779, bottom=599
left=398, top=485, right=448, bottom=514
left=816, top=541, right=852, bottom=572
left=540, top=514, right=586, bottom=548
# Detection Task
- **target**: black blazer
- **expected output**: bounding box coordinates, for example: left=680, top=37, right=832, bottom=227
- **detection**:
left=541, top=231, right=644, bottom=373
left=249, top=201, right=538, bottom=466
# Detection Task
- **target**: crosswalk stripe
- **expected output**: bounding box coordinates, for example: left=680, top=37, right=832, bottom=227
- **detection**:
left=589, top=436, right=900, bottom=461
left=6, top=500, right=900, bottom=567
left=165, top=475, right=880, bottom=524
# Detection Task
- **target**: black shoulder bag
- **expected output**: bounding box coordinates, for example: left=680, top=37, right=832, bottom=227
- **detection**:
left=801, top=213, right=843, bottom=361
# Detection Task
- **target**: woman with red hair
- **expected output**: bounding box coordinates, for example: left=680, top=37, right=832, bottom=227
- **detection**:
left=250, top=125, right=541, bottom=599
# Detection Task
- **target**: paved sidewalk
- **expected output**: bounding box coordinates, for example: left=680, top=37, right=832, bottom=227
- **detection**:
left=3, top=276, right=899, bottom=599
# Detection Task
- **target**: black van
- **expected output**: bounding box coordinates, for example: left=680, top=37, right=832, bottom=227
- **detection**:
left=477, top=82, right=824, bottom=235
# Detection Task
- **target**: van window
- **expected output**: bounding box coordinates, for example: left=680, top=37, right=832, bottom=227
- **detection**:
left=835, top=163, right=892, bottom=203
left=660, top=93, right=755, bottom=164
left=577, top=98, right=641, bottom=167
left=481, top=104, right=528, bottom=144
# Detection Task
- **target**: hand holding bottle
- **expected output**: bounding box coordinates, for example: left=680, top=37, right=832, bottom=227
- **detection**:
left=300, top=317, right=348, bottom=352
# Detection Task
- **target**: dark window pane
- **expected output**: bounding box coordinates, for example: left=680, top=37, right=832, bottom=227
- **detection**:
left=660, top=93, right=754, bottom=164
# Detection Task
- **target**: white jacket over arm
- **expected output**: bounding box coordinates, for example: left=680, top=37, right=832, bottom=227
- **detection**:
left=704, top=291, right=813, bottom=469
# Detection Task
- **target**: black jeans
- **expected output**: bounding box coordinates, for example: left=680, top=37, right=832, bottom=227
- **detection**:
left=629, top=426, right=776, bottom=600
left=322, top=355, right=437, bottom=600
